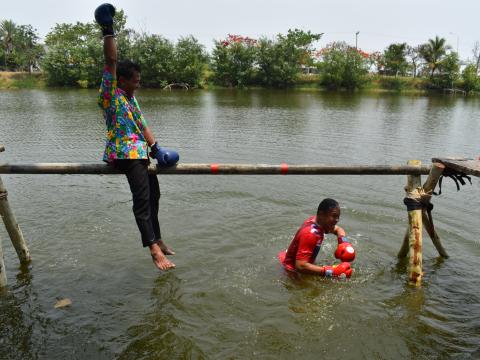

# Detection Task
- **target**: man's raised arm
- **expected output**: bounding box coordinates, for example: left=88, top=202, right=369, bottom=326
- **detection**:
left=95, top=4, right=117, bottom=73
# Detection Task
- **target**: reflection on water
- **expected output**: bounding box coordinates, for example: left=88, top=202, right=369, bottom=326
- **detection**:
left=0, top=89, right=479, bottom=359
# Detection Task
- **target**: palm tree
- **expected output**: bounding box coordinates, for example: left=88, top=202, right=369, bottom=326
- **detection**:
left=420, top=36, right=451, bottom=77
left=1, top=20, right=16, bottom=69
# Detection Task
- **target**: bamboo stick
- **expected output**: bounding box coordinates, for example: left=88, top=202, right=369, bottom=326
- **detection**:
left=422, top=211, right=448, bottom=258
left=0, top=163, right=432, bottom=175
left=0, top=176, right=31, bottom=264
left=0, top=234, right=6, bottom=288
left=421, top=162, right=448, bottom=258
left=423, top=163, right=445, bottom=194
left=398, top=228, right=409, bottom=258
left=405, top=160, right=423, bottom=286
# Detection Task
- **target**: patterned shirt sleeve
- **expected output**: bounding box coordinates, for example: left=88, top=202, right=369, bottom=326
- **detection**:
left=132, top=97, right=148, bottom=130
left=98, top=66, right=117, bottom=111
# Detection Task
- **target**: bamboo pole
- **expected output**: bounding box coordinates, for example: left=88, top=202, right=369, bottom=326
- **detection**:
left=398, top=229, right=410, bottom=258
left=422, top=211, right=448, bottom=258
left=0, top=176, right=31, bottom=264
left=0, top=163, right=432, bottom=175
left=0, top=233, right=6, bottom=287
left=404, top=160, right=423, bottom=286
left=422, top=162, right=448, bottom=258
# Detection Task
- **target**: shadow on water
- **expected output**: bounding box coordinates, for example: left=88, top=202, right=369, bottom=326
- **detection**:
left=0, top=266, right=37, bottom=360
left=116, top=273, right=206, bottom=360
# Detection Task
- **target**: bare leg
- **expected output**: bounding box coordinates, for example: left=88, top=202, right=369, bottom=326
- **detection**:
left=157, top=239, right=175, bottom=255
left=149, top=243, right=175, bottom=270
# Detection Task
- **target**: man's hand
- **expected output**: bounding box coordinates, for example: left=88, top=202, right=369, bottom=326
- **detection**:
left=150, top=142, right=180, bottom=167
left=94, top=3, right=116, bottom=36
left=322, top=262, right=353, bottom=278
left=334, top=241, right=356, bottom=262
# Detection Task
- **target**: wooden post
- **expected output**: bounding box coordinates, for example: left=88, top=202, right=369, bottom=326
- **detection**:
left=397, top=229, right=410, bottom=258
left=0, top=233, right=6, bottom=287
left=422, top=162, right=448, bottom=258
left=404, top=160, right=423, bottom=286
left=0, top=176, right=31, bottom=264
left=422, top=211, right=448, bottom=258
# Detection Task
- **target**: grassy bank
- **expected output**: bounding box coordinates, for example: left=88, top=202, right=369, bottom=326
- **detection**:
left=0, top=71, right=471, bottom=96
left=0, top=71, right=46, bottom=89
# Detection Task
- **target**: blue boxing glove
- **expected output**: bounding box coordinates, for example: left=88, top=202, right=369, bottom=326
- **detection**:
left=94, top=3, right=116, bottom=36
left=150, top=142, right=179, bottom=167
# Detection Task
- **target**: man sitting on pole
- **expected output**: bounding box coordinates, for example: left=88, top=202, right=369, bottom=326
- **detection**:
left=95, top=3, right=179, bottom=271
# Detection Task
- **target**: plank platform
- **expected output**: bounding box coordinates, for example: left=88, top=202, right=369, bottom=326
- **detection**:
left=432, top=158, right=480, bottom=177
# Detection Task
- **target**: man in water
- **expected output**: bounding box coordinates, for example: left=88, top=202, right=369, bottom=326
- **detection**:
left=96, top=4, right=176, bottom=270
left=278, top=198, right=353, bottom=277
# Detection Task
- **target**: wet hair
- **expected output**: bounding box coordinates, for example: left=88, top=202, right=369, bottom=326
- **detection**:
left=317, top=198, right=339, bottom=214
left=116, top=60, right=141, bottom=80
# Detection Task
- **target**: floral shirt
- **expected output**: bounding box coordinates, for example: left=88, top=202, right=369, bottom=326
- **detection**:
left=98, top=66, right=148, bottom=162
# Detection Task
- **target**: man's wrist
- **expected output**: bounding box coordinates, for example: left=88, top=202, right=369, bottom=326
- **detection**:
left=101, top=24, right=115, bottom=37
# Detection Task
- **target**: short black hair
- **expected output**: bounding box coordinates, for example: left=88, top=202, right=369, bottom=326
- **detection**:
left=317, top=198, right=339, bottom=214
left=117, top=60, right=141, bottom=80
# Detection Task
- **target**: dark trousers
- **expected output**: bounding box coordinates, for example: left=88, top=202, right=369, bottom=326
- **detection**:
left=114, top=159, right=161, bottom=247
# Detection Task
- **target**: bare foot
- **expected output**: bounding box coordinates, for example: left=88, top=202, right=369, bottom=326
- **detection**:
left=149, top=244, right=175, bottom=271
left=157, top=239, right=176, bottom=255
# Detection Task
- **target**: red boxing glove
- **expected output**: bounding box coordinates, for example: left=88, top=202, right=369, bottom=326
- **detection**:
left=335, top=242, right=356, bottom=262
left=322, top=262, right=353, bottom=278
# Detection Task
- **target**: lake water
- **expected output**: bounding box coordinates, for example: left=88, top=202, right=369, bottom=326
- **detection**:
left=0, top=89, right=479, bottom=359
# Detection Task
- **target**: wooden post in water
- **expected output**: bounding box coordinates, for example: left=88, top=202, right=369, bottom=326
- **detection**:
left=0, top=233, right=6, bottom=287
left=0, top=146, right=31, bottom=265
left=404, top=160, right=423, bottom=286
left=422, top=163, right=448, bottom=258
left=398, top=162, right=448, bottom=262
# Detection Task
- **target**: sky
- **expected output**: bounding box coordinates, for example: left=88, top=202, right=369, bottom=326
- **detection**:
left=3, top=0, right=480, bottom=60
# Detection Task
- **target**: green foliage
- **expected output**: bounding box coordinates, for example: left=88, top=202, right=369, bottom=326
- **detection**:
left=429, top=52, right=460, bottom=89
left=41, top=9, right=207, bottom=88
left=383, top=43, right=408, bottom=77
left=420, top=36, right=450, bottom=77
left=42, top=22, right=102, bottom=87
left=256, top=29, right=322, bottom=87
left=130, top=33, right=175, bottom=87
left=172, top=36, right=208, bottom=87
left=42, top=10, right=133, bottom=87
left=210, top=35, right=257, bottom=87
left=318, top=42, right=370, bottom=90
left=0, top=20, right=44, bottom=71
left=461, top=64, right=480, bottom=93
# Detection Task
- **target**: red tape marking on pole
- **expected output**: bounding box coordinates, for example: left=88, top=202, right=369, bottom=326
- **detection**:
left=281, top=163, right=288, bottom=175
left=210, top=163, right=219, bottom=174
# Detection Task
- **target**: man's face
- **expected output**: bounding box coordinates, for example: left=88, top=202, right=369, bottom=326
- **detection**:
left=317, top=206, right=340, bottom=233
left=119, top=71, right=140, bottom=98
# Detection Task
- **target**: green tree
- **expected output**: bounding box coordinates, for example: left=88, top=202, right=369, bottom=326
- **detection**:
left=420, top=36, right=450, bottom=77
left=256, top=29, right=322, bottom=87
left=406, top=45, right=422, bottom=78
left=172, top=36, right=208, bottom=87
left=383, top=43, right=408, bottom=77
left=42, top=21, right=102, bottom=86
left=210, top=34, right=257, bottom=87
left=433, top=52, right=460, bottom=89
left=13, top=24, right=44, bottom=72
left=318, top=42, right=370, bottom=90
left=130, top=33, right=175, bottom=87
left=0, top=20, right=16, bottom=70
left=462, top=64, right=480, bottom=93
left=42, top=10, right=130, bottom=87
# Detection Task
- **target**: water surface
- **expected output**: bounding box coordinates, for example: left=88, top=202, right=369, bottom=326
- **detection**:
left=0, top=89, right=479, bottom=359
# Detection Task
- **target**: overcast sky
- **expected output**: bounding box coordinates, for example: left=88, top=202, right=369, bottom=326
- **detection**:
left=4, top=0, right=479, bottom=60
